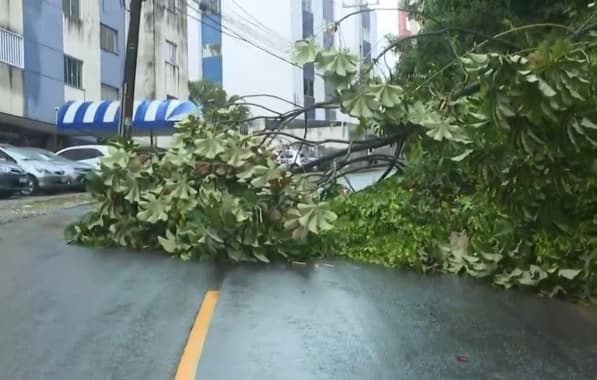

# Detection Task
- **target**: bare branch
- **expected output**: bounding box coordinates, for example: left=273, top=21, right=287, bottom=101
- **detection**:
left=239, top=94, right=301, bottom=107
left=292, top=124, right=418, bottom=174
left=239, top=102, right=284, bottom=116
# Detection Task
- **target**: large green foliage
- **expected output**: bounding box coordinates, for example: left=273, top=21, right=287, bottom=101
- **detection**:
left=297, top=1, right=597, bottom=298
left=188, top=79, right=250, bottom=127
left=66, top=117, right=336, bottom=262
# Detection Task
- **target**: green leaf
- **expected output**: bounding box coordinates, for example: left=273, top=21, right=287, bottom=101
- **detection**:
left=341, top=92, right=378, bottom=118
left=538, top=79, right=556, bottom=97
left=450, top=149, right=474, bottom=162
left=101, top=149, right=131, bottom=169
left=253, top=252, right=270, bottom=263
left=194, top=131, right=227, bottom=159
left=158, top=230, right=179, bottom=254
left=369, top=83, right=404, bottom=108
left=580, top=117, right=597, bottom=130
left=137, top=193, right=170, bottom=224
left=318, top=49, right=357, bottom=76
left=293, top=39, right=317, bottom=65
left=558, top=268, right=581, bottom=280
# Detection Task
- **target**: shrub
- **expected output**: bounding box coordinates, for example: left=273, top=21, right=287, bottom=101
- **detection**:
left=66, top=117, right=337, bottom=263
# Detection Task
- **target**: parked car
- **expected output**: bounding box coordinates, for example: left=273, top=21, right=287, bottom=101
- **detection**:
left=0, top=153, right=28, bottom=198
left=277, top=149, right=305, bottom=167
left=56, top=144, right=110, bottom=169
left=0, top=145, right=92, bottom=195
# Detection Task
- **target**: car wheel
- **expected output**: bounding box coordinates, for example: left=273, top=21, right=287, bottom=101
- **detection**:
left=21, top=175, right=39, bottom=196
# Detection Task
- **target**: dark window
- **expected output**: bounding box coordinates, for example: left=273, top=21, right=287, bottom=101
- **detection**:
left=167, top=0, right=176, bottom=13
left=167, top=94, right=178, bottom=100
left=304, top=95, right=315, bottom=119
left=202, top=42, right=221, bottom=57
left=200, top=0, right=221, bottom=14
left=325, top=80, right=336, bottom=120
left=324, top=30, right=334, bottom=49
left=63, top=0, right=80, bottom=19
left=101, top=84, right=119, bottom=100
left=100, top=24, right=118, bottom=54
left=64, top=55, right=83, bottom=89
left=165, top=40, right=177, bottom=65
left=325, top=108, right=336, bottom=121
left=303, top=78, right=314, bottom=97
left=59, top=148, right=103, bottom=161
left=302, top=0, right=312, bottom=12
left=362, top=40, right=371, bottom=59
left=361, top=8, right=371, bottom=29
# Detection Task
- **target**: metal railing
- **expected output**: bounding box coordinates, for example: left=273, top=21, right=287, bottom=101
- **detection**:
left=0, top=27, right=24, bottom=69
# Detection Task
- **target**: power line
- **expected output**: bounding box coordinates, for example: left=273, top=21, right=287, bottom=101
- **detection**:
left=186, top=1, right=289, bottom=56
left=180, top=4, right=308, bottom=73
left=229, top=0, right=293, bottom=44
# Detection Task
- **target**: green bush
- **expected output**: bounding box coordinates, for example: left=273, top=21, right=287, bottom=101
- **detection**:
left=66, top=117, right=336, bottom=263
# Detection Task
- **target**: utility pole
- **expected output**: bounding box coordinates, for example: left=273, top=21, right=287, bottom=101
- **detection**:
left=118, top=0, right=145, bottom=139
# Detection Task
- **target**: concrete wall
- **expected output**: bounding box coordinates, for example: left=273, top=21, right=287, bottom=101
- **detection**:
left=187, top=0, right=202, bottom=81
left=0, top=0, right=23, bottom=33
left=100, top=0, right=125, bottom=92
left=23, top=0, right=64, bottom=124
left=63, top=0, right=101, bottom=101
left=0, top=0, right=25, bottom=117
left=136, top=0, right=189, bottom=100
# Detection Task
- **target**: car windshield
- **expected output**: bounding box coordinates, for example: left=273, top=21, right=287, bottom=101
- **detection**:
left=2, top=147, right=64, bottom=161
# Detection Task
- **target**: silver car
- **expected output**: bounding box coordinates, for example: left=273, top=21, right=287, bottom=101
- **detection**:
left=0, top=145, right=93, bottom=195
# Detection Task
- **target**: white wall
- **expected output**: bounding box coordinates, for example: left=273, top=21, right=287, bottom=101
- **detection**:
left=221, top=0, right=301, bottom=117
left=0, top=0, right=25, bottom=117
left=63, top=0, right=101, bottom=101
left=135, top=0, right=189, bottom=100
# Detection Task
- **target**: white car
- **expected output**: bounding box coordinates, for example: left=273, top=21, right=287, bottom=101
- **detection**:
left=56, top=145, right=110, bottom=169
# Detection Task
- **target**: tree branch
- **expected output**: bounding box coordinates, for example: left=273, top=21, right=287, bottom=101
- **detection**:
left=291, top=124, right=419, bottom=173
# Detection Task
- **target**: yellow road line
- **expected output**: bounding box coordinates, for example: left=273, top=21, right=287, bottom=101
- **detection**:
left=174, top=290, right=219, bottom=380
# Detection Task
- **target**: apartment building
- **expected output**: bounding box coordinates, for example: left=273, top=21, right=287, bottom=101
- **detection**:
left=187, top=0, right=376, bottom=150
left=0, top=0, right=189, bottom=149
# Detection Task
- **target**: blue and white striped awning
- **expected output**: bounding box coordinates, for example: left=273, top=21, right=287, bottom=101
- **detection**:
left=56, top=99, right=199, bottom=132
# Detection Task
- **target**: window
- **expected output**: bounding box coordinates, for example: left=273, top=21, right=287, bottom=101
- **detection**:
left=167, top=95, right=178, bottom=100
left=64, top=55, right=83, bottom=89
left=302, top=0, right=311, bottom=12
left=200, top=0, right=221, bottom=14
left=100, top=24, right=118, bottom=54
left=63, top=0, right=80, bottom=19
left=58, top=148, right=104, bottom=161
left=202, top=42, right=221, bottom=58
left=323, top=30, right=334, bottom=49
left=101, top=84, right=119, bottom=100
left=323, top=0, right=334, bottom=21
left=303, top=78, right=314, bottom=97
left=167, top=0, right=176, bottom=13
left=0, top=27, right=24, bottom=69
left=165, top=40, right=177, bottom=65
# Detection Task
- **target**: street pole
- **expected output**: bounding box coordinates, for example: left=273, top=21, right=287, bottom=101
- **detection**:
left=118, top=0, right=145, bottom=139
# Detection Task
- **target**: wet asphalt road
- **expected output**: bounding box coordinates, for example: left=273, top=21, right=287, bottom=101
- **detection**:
left=1, top=209, right=597, bottom=380
left=197, top=264, right=597, bottom=380
left=0, top=209, right=223, bottom=380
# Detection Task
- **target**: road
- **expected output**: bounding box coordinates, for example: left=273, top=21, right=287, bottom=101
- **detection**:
left=1, top=208, right=596, bottom=380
